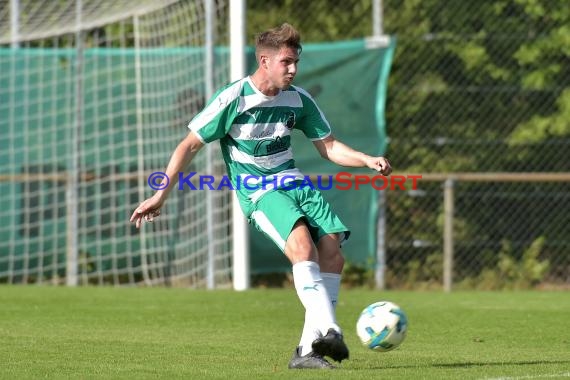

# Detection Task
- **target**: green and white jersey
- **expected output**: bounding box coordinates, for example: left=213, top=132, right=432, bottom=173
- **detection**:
left=188, top=76, right=331, bottom=216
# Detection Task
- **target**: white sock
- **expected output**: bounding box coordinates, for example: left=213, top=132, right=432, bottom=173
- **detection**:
left=298, top=272, right=342, bottom=356
left=293, top=261, right=340, bottom=356
left=298, top=311, right=315, bottom=356
left=321, top=272, right=341, bottom=311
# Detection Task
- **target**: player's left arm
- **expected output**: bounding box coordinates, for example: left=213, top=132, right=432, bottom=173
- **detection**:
left=313, top=135, right=392, bottom=176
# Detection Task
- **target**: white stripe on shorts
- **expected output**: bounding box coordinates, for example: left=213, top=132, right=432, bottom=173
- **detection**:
left=251, top=210, right=286, bottom=251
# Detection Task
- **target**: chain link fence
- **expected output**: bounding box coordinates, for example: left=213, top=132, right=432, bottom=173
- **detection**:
left=248, top=0, right=570, bottom=289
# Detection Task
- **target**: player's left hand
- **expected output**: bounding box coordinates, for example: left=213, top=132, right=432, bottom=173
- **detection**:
left=367, top=156, right=392, bottom=176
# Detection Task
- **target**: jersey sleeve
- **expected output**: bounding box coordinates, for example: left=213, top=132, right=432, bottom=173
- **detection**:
left=294, top=88, right=332, bottom=141
left=187, top=85, right=240, bottom=144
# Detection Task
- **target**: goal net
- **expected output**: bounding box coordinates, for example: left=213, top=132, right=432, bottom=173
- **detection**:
left=0, top=0, right=233, bottom=287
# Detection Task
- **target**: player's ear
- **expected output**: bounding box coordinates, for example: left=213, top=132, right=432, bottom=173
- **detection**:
left=261, top=55, right=269, bottom=69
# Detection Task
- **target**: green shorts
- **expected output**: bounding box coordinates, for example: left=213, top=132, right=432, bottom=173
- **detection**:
left=249, top=186, right=350, bottom=252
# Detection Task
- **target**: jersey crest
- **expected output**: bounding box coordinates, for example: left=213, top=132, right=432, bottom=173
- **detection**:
left=285, top=110, right=296, bottom=130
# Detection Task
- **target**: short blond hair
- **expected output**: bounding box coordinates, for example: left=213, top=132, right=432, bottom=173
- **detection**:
left=255, top=23, right=302, bottom=61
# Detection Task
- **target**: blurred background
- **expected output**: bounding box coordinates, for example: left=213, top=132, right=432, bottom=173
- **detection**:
left=0, top=0, right=568, bottom=290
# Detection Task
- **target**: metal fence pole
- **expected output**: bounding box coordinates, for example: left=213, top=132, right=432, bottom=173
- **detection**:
left=375, top=189, right=386, bottom=289
left=373, top=0, right=386, bottom=290
left=373, top=0, right=383, bottom=36
left=10, top=0, right=19, bottom=48
left=443, top=178, right=455, bottom=292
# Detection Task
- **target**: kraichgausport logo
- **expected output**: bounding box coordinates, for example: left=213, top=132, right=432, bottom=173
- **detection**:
left=147, top=172, right=422, bottom=192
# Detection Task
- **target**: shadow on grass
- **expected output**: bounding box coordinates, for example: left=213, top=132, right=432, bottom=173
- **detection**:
left=431, top=360, right=570, bottom=369
left=361, top=359, right=570, bottom=370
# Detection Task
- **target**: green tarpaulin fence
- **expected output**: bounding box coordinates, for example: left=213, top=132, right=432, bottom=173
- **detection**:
left=0, top=38, right=395, bottom=279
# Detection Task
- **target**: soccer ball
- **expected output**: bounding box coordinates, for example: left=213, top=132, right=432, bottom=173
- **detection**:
left=356, top=301, right=408, bottom=352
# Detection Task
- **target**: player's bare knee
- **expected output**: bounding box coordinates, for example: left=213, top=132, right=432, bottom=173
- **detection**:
left=286, top=238, right=314, bottom=257
left=285, top=222, right=318, bottom=264
left=324, top=248, right=344, bottom=271
left=285, top=245, right=317, bottom=265
left=334, top=251, right=345, bottom=269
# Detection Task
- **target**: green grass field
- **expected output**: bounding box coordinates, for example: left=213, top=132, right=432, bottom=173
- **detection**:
left=1, top=286, right=569, bottom=379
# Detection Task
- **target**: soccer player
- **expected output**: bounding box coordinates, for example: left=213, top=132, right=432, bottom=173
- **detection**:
left=130, top=23, right=391, bottom=369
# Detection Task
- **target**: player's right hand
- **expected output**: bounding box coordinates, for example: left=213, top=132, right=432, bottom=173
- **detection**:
left=130, top=195, right=164, bottom=229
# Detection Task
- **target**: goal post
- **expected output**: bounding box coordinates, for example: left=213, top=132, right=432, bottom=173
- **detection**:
left=0, top=0, right=235, bottom=287
left=229, top=0, right=250, bottom=291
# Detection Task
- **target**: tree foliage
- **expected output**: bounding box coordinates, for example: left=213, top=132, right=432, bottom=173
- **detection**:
left=248, top=0, right=569, bottom=286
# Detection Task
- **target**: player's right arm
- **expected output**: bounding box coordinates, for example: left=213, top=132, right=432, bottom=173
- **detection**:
left=129, top=131, right=204, bottom=228
left=131, top=81, right=241, bottom=228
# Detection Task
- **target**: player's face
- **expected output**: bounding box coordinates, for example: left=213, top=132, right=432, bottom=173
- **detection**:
left=264, top=47, right=299, bottom=89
